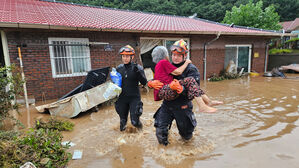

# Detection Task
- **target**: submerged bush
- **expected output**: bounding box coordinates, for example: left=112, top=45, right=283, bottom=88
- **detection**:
left=35, top=117, right=74, bottom=131
left=209, top=74, right=225, bottom=81
left=209, top=71, right=244, bottom=82
left=0, top=118, right=73, bottom=168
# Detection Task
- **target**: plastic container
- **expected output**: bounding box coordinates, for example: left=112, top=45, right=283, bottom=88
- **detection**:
left=110, top=68, right=122, bottom=87
left=250, top=72, right=259, bottom=77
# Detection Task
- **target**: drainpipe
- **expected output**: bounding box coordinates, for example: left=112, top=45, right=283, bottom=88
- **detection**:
left=1, top=31, right=11, bottom=67
left=203, top=32, right=221, bottom=81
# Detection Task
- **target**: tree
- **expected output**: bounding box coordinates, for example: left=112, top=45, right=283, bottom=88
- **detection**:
left=222, top=0, right=282, bottom=30
left=262, top=0, right=299, bottom=22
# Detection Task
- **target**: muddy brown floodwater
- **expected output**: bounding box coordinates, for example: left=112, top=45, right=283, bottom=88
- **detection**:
left=17, top=75, right=299, bottom=168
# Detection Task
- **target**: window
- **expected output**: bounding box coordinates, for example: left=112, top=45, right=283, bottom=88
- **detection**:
left=48, top=38, right=91, bottom=78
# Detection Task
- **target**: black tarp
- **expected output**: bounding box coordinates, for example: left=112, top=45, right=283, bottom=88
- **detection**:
left=60, top=67, right=110, bottom=100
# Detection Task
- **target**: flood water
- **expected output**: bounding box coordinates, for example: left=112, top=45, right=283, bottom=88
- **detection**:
left=18, top=75, right=299, bottom=168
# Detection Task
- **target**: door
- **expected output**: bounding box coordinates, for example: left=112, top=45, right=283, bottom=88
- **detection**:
left=238, top=46, right=250, bottom=72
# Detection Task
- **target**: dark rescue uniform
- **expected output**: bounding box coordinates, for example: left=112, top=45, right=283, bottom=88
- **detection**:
left=154, top=62, right=200, bottom=145
left=115, top=62, right=147, bottom=130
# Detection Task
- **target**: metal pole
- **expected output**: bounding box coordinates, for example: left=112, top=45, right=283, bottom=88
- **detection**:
left=18, top=47, right=30, bottom=128
left=203, top=44, right=207, bottom=81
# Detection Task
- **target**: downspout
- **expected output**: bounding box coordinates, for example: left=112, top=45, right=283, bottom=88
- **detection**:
left=203, top=32, right=221, bottom=81
left=1, top=30, right=12, bottom=95
left=1, top=30, right=11, bottom=67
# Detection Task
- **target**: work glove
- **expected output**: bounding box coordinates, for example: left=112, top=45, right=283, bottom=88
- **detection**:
left=169, top=79, right=183, bottom=94
left=147, top=80, right=163, bottom=90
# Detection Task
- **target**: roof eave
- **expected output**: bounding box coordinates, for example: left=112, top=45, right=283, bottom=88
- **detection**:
left=0, top=22, right=285, bottom=37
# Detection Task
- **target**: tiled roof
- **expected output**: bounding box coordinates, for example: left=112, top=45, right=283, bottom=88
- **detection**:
left=0, top=0, right=281, bottom=36
left=280, top=21, right=293, bottom=31
left=280, top=18, right=299, bottom=32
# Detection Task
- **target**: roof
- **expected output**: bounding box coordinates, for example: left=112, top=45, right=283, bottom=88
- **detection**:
left=0, top=0, right=282, bottom=36
left=280, top=18, right=299, bottom=32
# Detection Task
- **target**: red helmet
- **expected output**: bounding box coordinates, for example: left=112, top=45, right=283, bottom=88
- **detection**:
left=170, top=39, right=188, bottom=54
left=119, top=45, right=135, bottom=55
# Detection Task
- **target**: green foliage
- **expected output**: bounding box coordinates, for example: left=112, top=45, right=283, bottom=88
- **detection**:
left=35, top=117, right=74, bottom=131
left=269, top=48, right=293, bottom=54
left=0, top=130, right=20, bottom=141
left=222, top=0, right=282, bottom=30
left=0, top=65, right=24, bottom=126
left=262, top=0, right=299, bottom=22
left=0, top=128, right=71, bottom=168
left=285, top=38, right=299, bottom=43
left=0, top=118, right=74, bottom=168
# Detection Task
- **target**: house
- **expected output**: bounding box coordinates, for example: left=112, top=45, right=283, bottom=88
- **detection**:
left=0, top=0, right=283, bottom=101
left=278, top=18, right=299, bottom=49
left=280, top=18, right=299, bottom=37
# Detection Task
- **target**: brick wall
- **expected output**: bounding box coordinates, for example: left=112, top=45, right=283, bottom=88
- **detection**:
left=4, top=29, right=270, bottom=100
left=5, top=29, right=138, bottom=100
left=190, top=35, right=269, bottom=78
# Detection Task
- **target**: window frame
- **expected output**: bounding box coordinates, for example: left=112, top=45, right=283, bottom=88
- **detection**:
left=225, top=44, right=252, bottom=72
left=48, top=37, right=91, bottom=78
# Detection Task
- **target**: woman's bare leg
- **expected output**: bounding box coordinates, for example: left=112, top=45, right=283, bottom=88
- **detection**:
left=194, top=97, right=217, bottom=113
left=201, top=94, right=223, bottom=106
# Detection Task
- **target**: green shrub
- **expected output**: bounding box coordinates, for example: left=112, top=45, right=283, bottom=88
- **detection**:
left=0, top=128, right=71, bottom=168
left=269, top=48, right=293, bottom=54
left=285, top=37, right=299, bottom=43
left=35, top=117, right=74, bottom=131
left=0, top=118, right=74, bottom=168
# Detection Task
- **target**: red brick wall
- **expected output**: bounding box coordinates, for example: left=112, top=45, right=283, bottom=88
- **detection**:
left=5, top=29, right=138, bottom=100
left=190, top=35, right=269, bottom=78
left=4, top=29, right=270, bottom=100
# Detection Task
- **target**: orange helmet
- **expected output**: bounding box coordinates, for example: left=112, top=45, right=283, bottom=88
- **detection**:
left=119, top=45, right=135, bottom=55
left=170, top=39, right=188, bottom=54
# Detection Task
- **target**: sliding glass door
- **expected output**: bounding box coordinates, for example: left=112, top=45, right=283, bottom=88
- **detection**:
left=225, top=45, right=252, bottom=72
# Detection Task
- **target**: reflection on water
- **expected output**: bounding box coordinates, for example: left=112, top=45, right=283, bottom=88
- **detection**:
left=17, top=75, right=299, bottom=167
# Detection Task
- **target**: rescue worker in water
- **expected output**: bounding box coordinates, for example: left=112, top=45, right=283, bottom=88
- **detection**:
left=114, top=45, right=148, bottom=131
left=153, top=39, right=201, bottom=145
